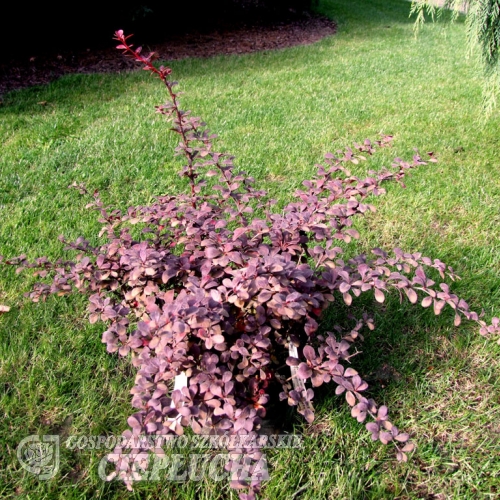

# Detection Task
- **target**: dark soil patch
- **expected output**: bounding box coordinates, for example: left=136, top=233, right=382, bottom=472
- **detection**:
left=0, top=14, right=336, bottom=97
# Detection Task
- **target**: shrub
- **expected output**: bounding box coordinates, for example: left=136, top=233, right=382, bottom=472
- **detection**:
left=2, top=30, right=499, bottom=500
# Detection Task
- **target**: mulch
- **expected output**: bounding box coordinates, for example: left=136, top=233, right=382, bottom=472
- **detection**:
left=0, top=14, right=336, bottom=97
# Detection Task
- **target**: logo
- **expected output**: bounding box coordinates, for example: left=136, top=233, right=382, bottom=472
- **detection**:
left=97, top=452, right=269, bottom=483
left=17, top=435, right=60, bottom=480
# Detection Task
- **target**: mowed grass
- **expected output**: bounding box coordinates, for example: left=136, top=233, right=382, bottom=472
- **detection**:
left=1, top=0, right=500, bottom=498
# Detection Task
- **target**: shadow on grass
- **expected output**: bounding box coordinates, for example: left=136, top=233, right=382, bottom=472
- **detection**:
left=317, top=0, right=464, bottom=33
left=0, top=0, right=465, bottom=109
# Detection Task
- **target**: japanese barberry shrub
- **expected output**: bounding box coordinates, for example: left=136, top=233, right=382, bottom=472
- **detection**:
left=3, top=30, right=500, bottom=500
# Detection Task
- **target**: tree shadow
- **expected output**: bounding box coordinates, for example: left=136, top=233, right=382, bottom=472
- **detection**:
left=317, top=0, right=464, bottom=34
left=0, top=0, right=464, bottom=97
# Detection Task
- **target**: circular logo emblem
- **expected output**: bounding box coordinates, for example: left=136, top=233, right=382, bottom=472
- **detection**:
left=17, top=435, right=59, bottom=480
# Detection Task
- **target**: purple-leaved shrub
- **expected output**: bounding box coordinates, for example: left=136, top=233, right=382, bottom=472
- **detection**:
left=2, top=30, right=500, bottom=500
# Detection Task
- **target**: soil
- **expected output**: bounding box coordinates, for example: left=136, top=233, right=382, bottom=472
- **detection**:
left=0, top=13, right=336, bottom=97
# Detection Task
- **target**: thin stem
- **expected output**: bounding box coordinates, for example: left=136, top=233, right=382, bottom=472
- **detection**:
left=114, top=32, right=198, bottom=208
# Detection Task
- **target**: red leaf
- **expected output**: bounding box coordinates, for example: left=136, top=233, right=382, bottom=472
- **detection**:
left=205, top=247, right=221, bottom=259
left=232, top=227, right=247, bottom=241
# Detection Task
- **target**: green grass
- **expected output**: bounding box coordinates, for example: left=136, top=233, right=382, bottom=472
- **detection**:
left=1, top=0, right=500, bottom=498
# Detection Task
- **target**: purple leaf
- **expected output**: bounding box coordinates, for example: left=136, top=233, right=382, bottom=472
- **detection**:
left=302, top=345, right=316, bottom=361
left=297, top=363, right=312, bottom=380
left=374, top=289, right=385, bottom=303
left=345, top=391, right=356, bottom=406
left=421, top=296, right=433, bottom=308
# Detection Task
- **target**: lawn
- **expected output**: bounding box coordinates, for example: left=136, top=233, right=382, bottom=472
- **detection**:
left=1, top=0, right=500, bottom=498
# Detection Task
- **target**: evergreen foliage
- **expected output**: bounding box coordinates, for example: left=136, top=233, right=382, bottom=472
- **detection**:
left=411, top=0, right=500, bottom=111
